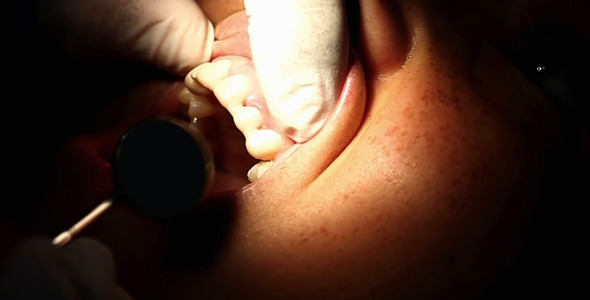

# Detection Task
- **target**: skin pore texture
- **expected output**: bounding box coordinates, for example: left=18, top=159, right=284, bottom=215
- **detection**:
left=10, top=0, right=587, bottom=299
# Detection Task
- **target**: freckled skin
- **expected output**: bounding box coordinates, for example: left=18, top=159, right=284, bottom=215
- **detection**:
left=184, top=8, right=545, bottom=299
left=30, top=0, right=587, bottom=299
left=156, top=1, right=565, bottom=299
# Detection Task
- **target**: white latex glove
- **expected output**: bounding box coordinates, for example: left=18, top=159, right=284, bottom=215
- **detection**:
left=0, top=238, right=133, bottom=300
left=39, top=0, right=214, bottom=76
left=244, top=0, right=348, bottom=142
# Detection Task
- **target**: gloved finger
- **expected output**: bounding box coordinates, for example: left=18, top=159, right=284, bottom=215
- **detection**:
left=0, top=237, right=77, bottom=300
left=63, top=238, right=131, bottom=300
left=39, top=0, right=214, bottom=75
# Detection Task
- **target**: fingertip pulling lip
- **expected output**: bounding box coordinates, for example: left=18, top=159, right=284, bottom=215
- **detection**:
left=241, top=52, right=366, bottom=195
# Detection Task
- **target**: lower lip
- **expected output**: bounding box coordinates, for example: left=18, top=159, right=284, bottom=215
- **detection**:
left=202, top=51, right=364, bottom=202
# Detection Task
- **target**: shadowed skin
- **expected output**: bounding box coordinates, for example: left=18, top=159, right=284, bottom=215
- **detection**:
left=3, top=0, right=588, bottom=299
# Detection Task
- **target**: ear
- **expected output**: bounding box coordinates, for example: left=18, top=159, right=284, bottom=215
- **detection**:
left=354, top=0, right=412, bottom=76
left=196, top=0, right=245, bottom=26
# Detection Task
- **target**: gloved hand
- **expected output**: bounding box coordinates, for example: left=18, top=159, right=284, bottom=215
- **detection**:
left=0, top=237, right=133, bottom=300
left=38, top=0, right=214, bottom=76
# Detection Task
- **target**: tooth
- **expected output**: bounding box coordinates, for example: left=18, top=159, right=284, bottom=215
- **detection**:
left=247, top=160, right=274, bottom=182
left=214, top=74, right=251, bottom=108
left=178, top=88, right=194, bottom=105
left=245, top=129, right=283, bottom=160
left=178, top=88, right=216, bottom=118
left=194, top=60, right=232, bottom=90
left=188, top=98, right=216, bottom=119
left=185, top=64, right=212, bottom=95
left=245, top=0, right=347, bottom=143
left=247, top=166, right=258, bottom=182
left=231, top=106, right=263, bottom=135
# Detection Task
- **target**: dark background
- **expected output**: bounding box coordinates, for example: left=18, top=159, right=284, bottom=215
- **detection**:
left=3, top=1, right=587, bottom=299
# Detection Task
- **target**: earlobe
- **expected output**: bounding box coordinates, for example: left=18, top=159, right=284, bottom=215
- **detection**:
left=195, top=0, right=245, bottom=26
left=356, top=0, right=413, bottom=77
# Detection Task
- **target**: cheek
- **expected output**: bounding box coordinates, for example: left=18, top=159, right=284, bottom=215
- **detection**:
left=325, top=57, right=539, bottom=291
left=224, top=51, right=540, bottom=297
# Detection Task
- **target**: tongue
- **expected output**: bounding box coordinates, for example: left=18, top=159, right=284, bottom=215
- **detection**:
left=244, top=0, right=348, bottom=143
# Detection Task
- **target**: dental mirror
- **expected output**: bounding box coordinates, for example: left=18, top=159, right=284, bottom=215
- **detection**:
left=52, top=118, right=214, bottom=247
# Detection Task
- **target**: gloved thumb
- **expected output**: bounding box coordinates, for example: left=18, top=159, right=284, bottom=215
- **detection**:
left=0, top=237, right=133, bottom=300
left=63, top=238, right=133, bottom=300
left=0, top=238, right=74, bottom=300
left=39, top=0, right=214, bottom=76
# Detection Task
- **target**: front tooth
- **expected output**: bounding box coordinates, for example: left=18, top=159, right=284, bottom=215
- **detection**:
left=178, top=88, right=195, bottom=105
left=193, top=60, right=232, bottom=90
left=188, top=98, right=216, bottom=119
left=245, top=129, right=283, bottom=160
left=231, top=106, right=263, bottom=135
left=178, top=88, right=216, bottom=118
left=185, top=64, right=212, bottom=95
left=247, top=161, right=274, bottom=182
left=214, top=74, right=251, bottom=108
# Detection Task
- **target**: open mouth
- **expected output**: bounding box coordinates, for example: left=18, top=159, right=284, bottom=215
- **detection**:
left=57, top=3, right=370, bottom=238
left=50, top=5, right=370, bottom=279
left=185, top=53, right=365, bottom=200
left=39, top=1, right=561, bottom=297
left=172, top=7, right=366, bottom=200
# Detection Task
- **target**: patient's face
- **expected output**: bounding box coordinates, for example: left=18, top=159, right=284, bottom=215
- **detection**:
left=45, top=0, right=589, bottom=299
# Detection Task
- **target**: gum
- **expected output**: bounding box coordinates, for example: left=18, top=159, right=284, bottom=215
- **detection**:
left=210, top=12, right=296, bottom=157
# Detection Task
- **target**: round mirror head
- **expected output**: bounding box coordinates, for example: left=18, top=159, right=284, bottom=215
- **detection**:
left=115, top=119, right=214, bottom=219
